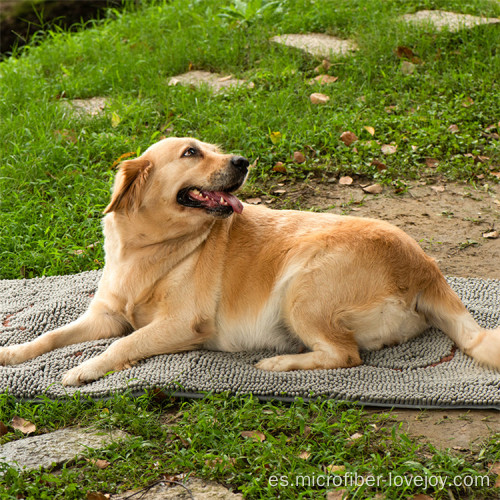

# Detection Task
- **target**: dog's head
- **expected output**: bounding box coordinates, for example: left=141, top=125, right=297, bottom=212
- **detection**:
left=104, top=137, right=249, bottom=220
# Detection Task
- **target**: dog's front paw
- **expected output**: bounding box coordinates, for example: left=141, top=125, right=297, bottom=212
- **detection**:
left=62, top=360, right=106, bottom=386
left=255, top=355, right=290, bottom=372
left=0, top=345, right=28, bottom=366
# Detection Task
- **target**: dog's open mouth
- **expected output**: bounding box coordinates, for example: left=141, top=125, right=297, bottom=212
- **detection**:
left=177, top=187, right=244, bottom=215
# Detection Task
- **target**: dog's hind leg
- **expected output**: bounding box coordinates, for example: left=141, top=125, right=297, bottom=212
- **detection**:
left=0, top=299, right=129, bottom=365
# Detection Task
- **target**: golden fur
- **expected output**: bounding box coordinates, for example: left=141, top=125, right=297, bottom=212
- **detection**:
left=1, top=137, right=499, bottom=385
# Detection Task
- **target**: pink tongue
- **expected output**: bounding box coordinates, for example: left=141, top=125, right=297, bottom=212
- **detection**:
left=211, top=191, right=244, bottom=214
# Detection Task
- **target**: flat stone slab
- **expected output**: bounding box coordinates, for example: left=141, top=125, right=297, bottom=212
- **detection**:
left=115, top=478, right=243, bottom=499
left=61, top=97, right=109, bottom=117
left=270, top=33, right=358, bottom=58
left=401, top=10, right=500, bottom=32
left=168, top=71, right=253, bottom=93
left=0, top=427, right=128, bottom=471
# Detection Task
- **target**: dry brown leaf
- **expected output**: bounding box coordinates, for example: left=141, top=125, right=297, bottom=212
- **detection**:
left=363, top=126, right=375, bottom=136
left=86, top=493, right=109, bottom=500
left=11, top=416, right=36, bottom=435
left=339, top=176, right=353, bottom=185
left=273, top=162, right=287, bottom=173
left=273, top=189, right=287, bottom=195
left=245, top=198, right=262, bottom=205
left=325, top=464, right=346, bottom=473
left=309, top=74, right=338, bottom=85
left=0, top=421, right=9, bottom=436
left=362, top=184, right=383, bottom=194
left=370, top=159, right=387, bottom=171
left=425, top=158, right=439, bottom=168
left=395, top=46, right=423, bottom=64
left=430, top=185, right=445, bottom=193
left=462, top=96, right=474, bottom=107
left=293, top=151, right=306, bottom=163
left=326, top=489, right=349, bottom=500
left=448, top=124, right=459, bottom=133
left=491, top=172, right=500, bottom=179
left=240, top=430, right=266, bottom=442
left=349, top=432, right=363, bottom=441
left=314, top=59, right=332, bottom=73
left=381, top=144, right=397, bottom=155
left=298, top=451, right=311, bottom=460
left=485, top=123, right=498, bottom=132
left=340, top=131, right=358, bottom=146
left=310, top=92, right=330, bottom=104
left=400, top=61, right=416, bottom=75
left=482, top=230, right=499, bottom=239
left=385, top=105, right=397, bottom=113
left=410, top=495, right=433, bottom=500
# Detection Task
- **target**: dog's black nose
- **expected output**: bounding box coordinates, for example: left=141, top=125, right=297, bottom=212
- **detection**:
left=231, top=156, right=249, bottom=174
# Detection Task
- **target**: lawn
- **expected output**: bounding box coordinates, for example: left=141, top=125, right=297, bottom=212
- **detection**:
left=0, top=0, right=499, bottom=498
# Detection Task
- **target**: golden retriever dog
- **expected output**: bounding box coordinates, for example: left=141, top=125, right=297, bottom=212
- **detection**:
left=1, top=137, right=499, bottom=385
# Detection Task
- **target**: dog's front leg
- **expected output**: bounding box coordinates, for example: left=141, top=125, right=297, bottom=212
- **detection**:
left=61, top=317, right=210, bottom=386
left=0, top=301, right=128, bottom=366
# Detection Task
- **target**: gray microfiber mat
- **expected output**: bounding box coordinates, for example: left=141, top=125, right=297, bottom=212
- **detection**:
left=0, top=271, right=499, bottom=408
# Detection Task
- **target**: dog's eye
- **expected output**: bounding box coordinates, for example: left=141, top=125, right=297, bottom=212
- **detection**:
left=182, top=147, right=197, bottom=158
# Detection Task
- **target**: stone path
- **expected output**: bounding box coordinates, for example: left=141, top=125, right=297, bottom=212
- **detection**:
left=401, top=10, right=500, bottom=32
left=270, top=33, right=358, bottom=58
left=168, top=70, right=253, bottom=93
left=0, top=427, right=127, bottom=472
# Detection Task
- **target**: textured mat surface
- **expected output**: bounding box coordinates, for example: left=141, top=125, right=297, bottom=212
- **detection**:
left=0, top=271, right=499, bottom=408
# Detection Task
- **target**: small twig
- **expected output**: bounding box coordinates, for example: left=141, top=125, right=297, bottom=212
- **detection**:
left=121, top=479, right=194, bottom=500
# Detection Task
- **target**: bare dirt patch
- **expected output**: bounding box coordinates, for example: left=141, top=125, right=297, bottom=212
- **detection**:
left=247, top=179, right=500, bottom=279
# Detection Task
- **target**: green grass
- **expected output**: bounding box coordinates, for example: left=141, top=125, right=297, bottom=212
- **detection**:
left=1, top=391, right=499, bottom=499
left=1, top=0, right=499, bottom=279
left=1, top=1, right=499, bottom=498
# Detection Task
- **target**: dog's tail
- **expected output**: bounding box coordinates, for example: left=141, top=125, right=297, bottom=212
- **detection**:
left=416, top=274, right=500, bottom=370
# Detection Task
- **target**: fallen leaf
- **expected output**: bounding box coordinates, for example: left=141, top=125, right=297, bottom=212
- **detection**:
left=430, top=185, right=445, bottom=193
left=87, top=458, right=111, bottom=469
left=362, top=184, right=383, bottom=194
left=394, top=46, right=423, bottom=64
left=314, top=59, right=331, bottom=73
left=385, top=105, right=397, bottom=113
left=111, top=112, right=121, bottom=128
left=485, top=124, right=498, bottom=132
left=475, top=155, right=490, bottom=163
left=293, top=151, right=306, bottom=163
left=0, top=421, right=9, bottom=436
left=349, top=432, right=363, bottom=441
left=327, top=490, right=348, bottom=500
left=269, top=131, right=282, bottom=144
left=371, top=159, right=387, bottom=171
left=245, top=198, right=262, bottom=205
left=11, top=416, right=36, bottom=435
left=86, top=493, right=109, bottom=500
left=273, top=189, right=287, bottom=195
left=381, top=144, right=397, bottom=155
left=241, top=430, right=266, bottom=442
left=482, top=230, right=499, bottom=239
left=310, top=92, right=330, bottom=104
left=363, top=126, right=375, bottom=136
left=303, top=425, right=311, bottom=437
left=462, top=96, right=474, bottom=107
left=298, top=451, right=311, bottom=460
left=492, top=172, right=500, bottom=179
left=218, top=75, right=233, bottom=82
left=448, top=124, right=459, bottom=133
left=410, top=495, right=433, bottom=500
left=53, top=129, right=77, bottom=143
left=273, top=162, right=287, bottom=174
left=326, top=464, right=346, bottom=473
left=309, top=74, right=338, bottom=85
left=340, top=131, right=358, bottom=146
left=425, top=158, right=439, bottom=168
left=339, top=176, right=353, bottom=185
left=400, top=61, right=416, bottom=75
left=492, top=462, right=500, bottom=475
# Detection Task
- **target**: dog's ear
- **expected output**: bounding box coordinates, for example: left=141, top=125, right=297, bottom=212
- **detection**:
left=103, top=158, right=153, bottom=214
